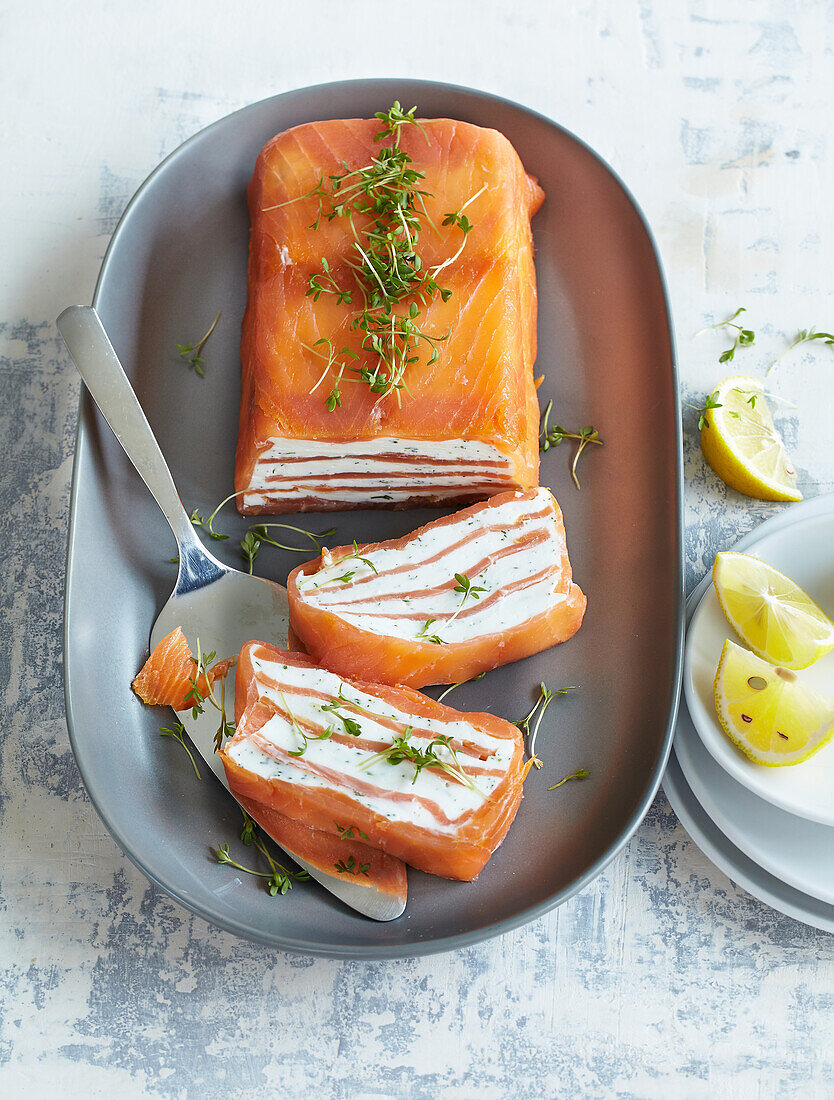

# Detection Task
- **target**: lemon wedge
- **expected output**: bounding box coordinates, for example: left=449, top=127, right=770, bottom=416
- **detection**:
left=713, top=552, right=834, bottom=670
left=714, top=639, right=834, bottom=766
left=700, top=376, right=801, bottom=501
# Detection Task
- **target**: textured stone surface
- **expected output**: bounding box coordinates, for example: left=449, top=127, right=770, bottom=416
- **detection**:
left=2, top=1, right=834, bottom=1095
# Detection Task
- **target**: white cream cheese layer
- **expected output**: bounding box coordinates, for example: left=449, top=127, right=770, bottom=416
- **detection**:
left=228, top=649, right=515, bottom=832
left=294, top=488, right=566, bottom=644
left=242, top=437, right=516, bottom=509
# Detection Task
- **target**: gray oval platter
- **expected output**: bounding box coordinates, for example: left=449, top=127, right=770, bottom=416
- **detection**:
left=64, top=79, right=683, bottom=957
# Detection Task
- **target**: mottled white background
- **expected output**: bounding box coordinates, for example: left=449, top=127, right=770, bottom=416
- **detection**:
left=2, top=0, right=834, bottom=1096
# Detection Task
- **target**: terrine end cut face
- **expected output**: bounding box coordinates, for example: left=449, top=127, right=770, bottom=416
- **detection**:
left=235, top=116, right=544, bottom=514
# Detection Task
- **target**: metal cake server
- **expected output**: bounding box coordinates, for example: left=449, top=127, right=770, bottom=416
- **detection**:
left=57, top=304, right=406, bottom=922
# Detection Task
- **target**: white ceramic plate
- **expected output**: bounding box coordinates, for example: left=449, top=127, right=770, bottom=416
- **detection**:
left=685, top=495, right=834, bottom=826
left=663, top=745, right=834, bottom=934
left=674, top=701, right=834, bottom=905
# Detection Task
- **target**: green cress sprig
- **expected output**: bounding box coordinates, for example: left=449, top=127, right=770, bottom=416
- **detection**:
left=335, top=823, right=369, bottom=841
left=181, top=638, right=236, bottom=752
left=177, top=311, right=221, bottom=377
left=696, top=306, right=755, bottom=363
left=359, top=727, right=483, bottom=794
left=334, top=855, right=371, bottom=877
left=768, top=325, right=834, bottom=375
left=159, top=721, right=202, bottom=779
left=303, top=338, right=359, bottom=412
left=538, top=400, right=602, bottom=490
left=416, top=618, right=446, bottom=645
left=414, top=572, right=487, bottom=646
left=319, top=695, right=364, bottom=738
left=215, top=809, right=310, bottom=897
left=683, top=391, right=723, bottom=431
left=240, top=522, right=335, bottom=574
left=319, top=683, right=403, bottom=739
left=548, top=767, right=590, bottom=791
left=276, top=692, right=336, bottom=759
left=188, top=489, right=335, bottom=575
left=515, top=683, right=576, bottom=769
left=435, top=671, right=486, bottom=704
left=685, top=385, right=780, bottom=432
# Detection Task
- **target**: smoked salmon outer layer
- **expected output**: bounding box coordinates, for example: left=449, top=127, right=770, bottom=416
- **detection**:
left=236, top=117, right=544, bottom=515
left=236, top=793, right=408, bottom=902
left=219, top=642, right=527, bottom=880
left=287, top=488, right=586, bottom=689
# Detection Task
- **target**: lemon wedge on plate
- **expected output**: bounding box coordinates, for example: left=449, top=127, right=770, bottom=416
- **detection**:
left=713, top=551, right=834, bottom=670
left=700, top=376, right=802, bottom=501
left=714, top=639, right=834, bottom=766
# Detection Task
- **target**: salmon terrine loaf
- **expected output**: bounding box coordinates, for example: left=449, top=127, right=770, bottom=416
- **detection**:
left=235, top=112, right=545, bottom=514
left=219, top=642, right=527, bottom=880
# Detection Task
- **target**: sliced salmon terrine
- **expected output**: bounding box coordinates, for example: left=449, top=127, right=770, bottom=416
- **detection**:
left=132, top=629, right=408, bottom=901
left=286, top=487, right=586, bottom=688
left=236, top=114, right=544, bottom=514
left=219, top=642, right=527, bottom=880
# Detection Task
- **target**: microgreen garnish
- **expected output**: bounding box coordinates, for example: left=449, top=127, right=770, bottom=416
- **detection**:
left=538, top=400, right=602, bottom=490
left=515, top=683, right=576, bottom=768
left=340, top=541, right=380, bottom=575
left=453, top=573, right=487, bottom=602
left=547, top=767, right=590, bottom=791
left=239, top=812, right=257, bottom=847
left=334, top=855, right=370, bottom=877
left=215, top=809, right=310, bottom=896
left=696, top=307, right=755, bottom=363
left=193, top=489, right=335, bottom=574
left=239, top=529, right=260, bottom=572
left=241, top=522, right=337, bottom=573
left=159, top=722, right=202, bottom=779
left=374, top=101, right=427, bottom=142
left=270, top=101, right=485, bottom=406
left=416, top=618, right=446, bottom=645
left=340, top=716, right=363, bottom=737
left=190, top=508, right=229, bottom=541
left=214, top=675, right=236, bottom=752
left=434, top=184, right=487, bottom=278
left=303, top=338, right=359, bottom=411
left=278, top=691, right=334, bottom=757
left=414, top=572, right=487, bottom=645
left=182, top=639, right=217, bottom=718
left=768, top=326, right=834, bottom=375
left=359, top=727, right=483, bottom=794
left=177, top=311, right=221, bottom=377
left=683, top=390, right=723, bottom=431
left=435, top=671, right=486, bottom=704
left=320, top=700, right=363, bottom=738
left=322, top=684, right=389, bottom=723
left=320, top=689, right=366, bottom=736
left=335, top=823, right=370, bottom=841
left=307, top=258, right=353, bottom=305
left=181, top=637, right=235, bottom=751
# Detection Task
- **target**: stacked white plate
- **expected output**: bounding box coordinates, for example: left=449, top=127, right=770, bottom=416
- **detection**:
left=663, top=493, right=834, bottom=932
